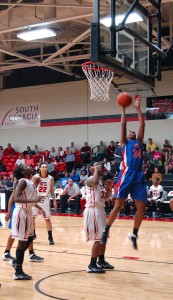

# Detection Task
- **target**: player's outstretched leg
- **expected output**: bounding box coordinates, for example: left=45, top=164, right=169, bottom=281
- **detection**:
left=128, top=200, right=145, bottom=250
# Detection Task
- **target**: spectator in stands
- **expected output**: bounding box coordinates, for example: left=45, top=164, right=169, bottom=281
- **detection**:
left=114, top=143, right=122, bottom=173
left=15, top=153, right=25, bottom=166
left=102, top=169, right=113, bottom=181
left=25, top=154, right=34, bottom=168
left=1, top=174, right=15, bottom=190
left=162, top=139, right=171, bottom=153
left=64, top=147, right=69, bottom=158
left=142, top=142, right=147, bottom=154
left=23, top=146, right=33, bottom=156
left=47, top=158, right=56, bottom=181
left=32, top=145, right=39, bottom=154
left=103, top=157, right=111, bottom=172
left=1, top=173, right=14, bottom=206
left=55, top=152, right=63, bottom=163
left=0, top=146, right=4, bottom=158
left=33, top=152, right=41, bottom=164
left=146, top=178, right=164, bottom=217
left=0, top=159, right=7, bottom=172
left=104, top=179, right=114, bottom=215
left=142, top=156, right=154, bottom=180
left=152, top=147, right=164, bottom=169
left=165, top=145, right=173, bottom=163
left=49, top=147, right=56, bottom=159
left=120, top=195, right=136, bottom=217
left=60, top=178, right=81, bottom=214
left=110, top=159, right=117, bottom=177
left=96, top=140, right=107, bottom=162
left=80, top=142, right=91, bottom=164
left=6, top=173, right=14, bottom=190
left=43, top=150, right=50, bottom=161
left=107, top=141, right=116, bottom=160
left=150, top=167, right=162, bottom=184
left=59, top=172, right=70, bottom=189
left=79, top=170, right=88, bottom=187
left=64, top=150, right=75, bottom=173
left=80, top=164, right=88, bottom=175
left=37, top=157, right=43, bottom=172
left=70, top=168, right=80, bottom=184
left=58, top=146, right=65, bottom=158
left=165, top=153, right=173, bottom=175
left=4, top=143, right=15, bottom=156
left=146, top=138, right=156, bottom=153
left=69, top=142, right=76, bottom=154
left=145, top=147, right=153, bottom=162
left=1, top=174, right=9, bottom=187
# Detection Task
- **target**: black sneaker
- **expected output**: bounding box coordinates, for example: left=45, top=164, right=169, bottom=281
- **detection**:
left=13, top=270, right=32, bottom=280
left=100, top=230, right=109, bottom=245
left=29, top=254, right=44, bottom=262
left=86, top=264, right=105, bottom=274
left=97, top=260, right=114, bottom=270
left=2, top=252, right=15, bottom=261
left=9, top=258, right=17, bottom=269
left=48, top=238, right=54, bottom=245
left=128, top=233, right=138, bottom=250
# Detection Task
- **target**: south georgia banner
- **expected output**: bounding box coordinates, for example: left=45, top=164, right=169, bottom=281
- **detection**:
left=0, top=103, right=40, bottom=129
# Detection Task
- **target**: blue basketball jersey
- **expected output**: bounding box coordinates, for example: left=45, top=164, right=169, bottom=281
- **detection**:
left=121, top=139, right=143, bottom=171
left=115, top=139, right=147, bottom=201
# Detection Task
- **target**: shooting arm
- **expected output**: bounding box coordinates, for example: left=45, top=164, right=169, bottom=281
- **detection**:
left=120, top=107, right=127, bottom=146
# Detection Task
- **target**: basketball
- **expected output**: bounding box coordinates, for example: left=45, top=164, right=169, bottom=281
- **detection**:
left=117, top=92, right=132, bottom=107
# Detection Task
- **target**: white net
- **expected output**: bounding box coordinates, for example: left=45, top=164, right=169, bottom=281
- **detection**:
left=82, top=62, right=114, bottom=102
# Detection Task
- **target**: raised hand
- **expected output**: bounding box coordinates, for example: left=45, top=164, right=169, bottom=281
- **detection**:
left=90, top=164, right=102, bottom=174
left=133, top=95, right=141, bottom=109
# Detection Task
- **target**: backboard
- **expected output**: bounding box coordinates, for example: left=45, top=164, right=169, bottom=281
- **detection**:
left=91, top=0, right=167, bottom=93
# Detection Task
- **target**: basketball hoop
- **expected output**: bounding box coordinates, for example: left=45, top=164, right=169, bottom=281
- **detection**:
left=82, top=61, right=114, bottom=102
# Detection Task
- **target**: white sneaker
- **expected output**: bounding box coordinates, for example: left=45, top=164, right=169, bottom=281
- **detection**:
left=29, top=254, right=44, bottom=262
left=128, top=232, right=138, bottom=250
left=2, top=252, right=15, bottom=261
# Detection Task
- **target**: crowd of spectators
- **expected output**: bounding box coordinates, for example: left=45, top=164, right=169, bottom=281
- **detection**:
left=0, top=138, right=173, bottom=216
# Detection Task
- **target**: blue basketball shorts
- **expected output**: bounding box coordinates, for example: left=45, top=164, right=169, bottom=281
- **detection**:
left=115, top=168, right=147, bottom=202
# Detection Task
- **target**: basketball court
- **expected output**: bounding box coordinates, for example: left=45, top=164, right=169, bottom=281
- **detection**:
left=0, top=214, right=173, bottom=299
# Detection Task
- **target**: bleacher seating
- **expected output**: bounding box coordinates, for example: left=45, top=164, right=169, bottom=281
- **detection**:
left=146, top=175, right=173, bottom=216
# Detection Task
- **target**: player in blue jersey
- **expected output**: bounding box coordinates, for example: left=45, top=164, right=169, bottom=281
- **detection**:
left=101, top=96, right=147, bottom=250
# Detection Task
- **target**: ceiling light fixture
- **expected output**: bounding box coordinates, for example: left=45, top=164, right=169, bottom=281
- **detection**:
left=100, top=12, right=143, bottom=27
left=17, top=28, right=56, bottom=41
